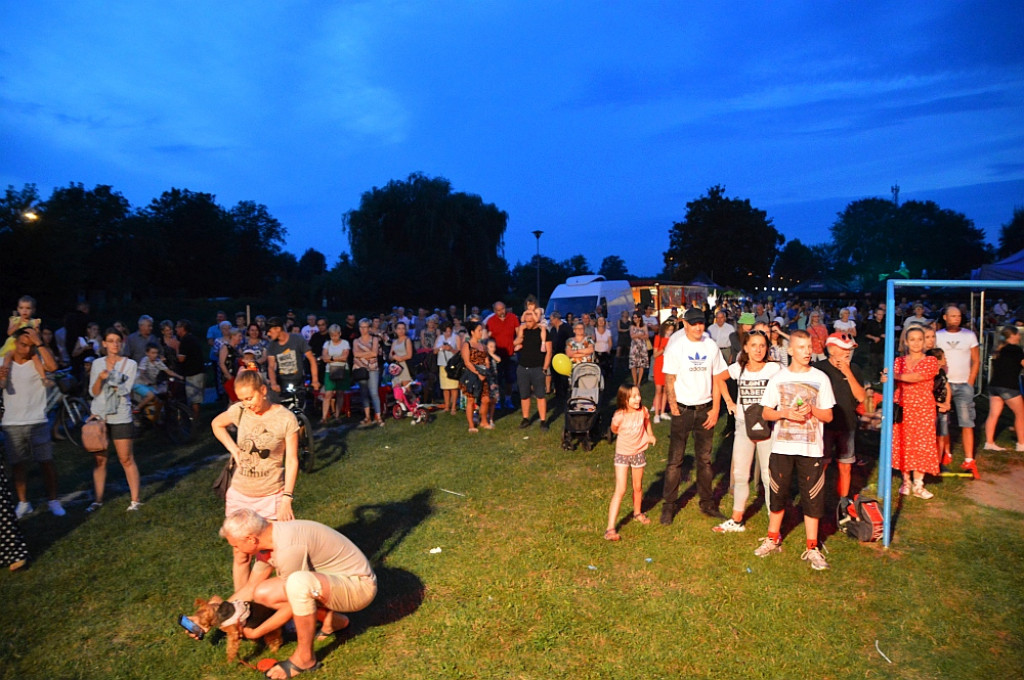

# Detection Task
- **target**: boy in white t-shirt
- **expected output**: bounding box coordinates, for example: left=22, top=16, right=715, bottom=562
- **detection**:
left=755, top=330, right=836, bottom=570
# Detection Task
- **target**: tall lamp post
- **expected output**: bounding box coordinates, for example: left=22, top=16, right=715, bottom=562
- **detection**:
left=531, top=230, right=543, bottom=302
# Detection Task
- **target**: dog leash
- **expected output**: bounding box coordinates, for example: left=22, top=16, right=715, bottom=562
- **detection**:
left=236, top=658, right=260, bottom=672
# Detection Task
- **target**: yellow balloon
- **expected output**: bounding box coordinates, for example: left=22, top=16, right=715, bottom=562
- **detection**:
left=552, top=353, right=573, bottom=376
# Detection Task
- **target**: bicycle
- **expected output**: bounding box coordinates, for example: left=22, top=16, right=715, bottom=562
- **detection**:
left=49, top=368, right=91, bottom=448
left=278, top=382, right=316, bottom=473
left=133, top=377, right=195, bottom=445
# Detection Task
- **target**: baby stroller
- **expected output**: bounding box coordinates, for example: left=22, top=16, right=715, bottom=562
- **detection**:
left=562, top=361, right=604, bottom=451
left=385, top=362, right=429, bottom=425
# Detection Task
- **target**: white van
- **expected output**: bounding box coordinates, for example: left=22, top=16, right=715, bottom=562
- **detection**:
left=545, top=275, right=634, bottom=344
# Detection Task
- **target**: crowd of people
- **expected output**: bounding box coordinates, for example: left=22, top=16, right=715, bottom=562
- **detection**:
left=1, top=290, right=1021, bottom=672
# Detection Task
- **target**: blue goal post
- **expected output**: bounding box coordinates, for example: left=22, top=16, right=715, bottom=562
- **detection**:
left=880, top=278, right=1024, bottom=546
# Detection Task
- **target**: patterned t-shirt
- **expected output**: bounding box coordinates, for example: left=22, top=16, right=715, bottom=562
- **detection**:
left=230, top=403, right=299, bottom=497
left=759, top=366, right=836, bottom=457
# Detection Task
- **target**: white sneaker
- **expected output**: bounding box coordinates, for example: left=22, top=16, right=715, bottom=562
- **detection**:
left=912, top=483, right=934, bottom=500
left=47, top=500, right=66, bottom=517
left=801, top=547, right=830, bottom=570
left=1016, top=443, right=1024, bottom=452
left=126, top=501, right=143, bottom=512
left=712, top=519, right=746, bottom=533
left=14, top=501, right=32, bottom=519
left=983, top=443, right=1006, bottom=451
left=754, top=536, right=782, bottom=557
left=661, top=413, right=670, bottom=421
left=653, top=414, right=661, bottom=424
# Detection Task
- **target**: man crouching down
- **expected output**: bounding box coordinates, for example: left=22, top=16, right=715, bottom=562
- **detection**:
left=220, top=509, right=377, bottom=679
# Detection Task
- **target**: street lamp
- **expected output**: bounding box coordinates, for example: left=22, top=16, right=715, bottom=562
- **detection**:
left=531, top=230, right=543, bottom=302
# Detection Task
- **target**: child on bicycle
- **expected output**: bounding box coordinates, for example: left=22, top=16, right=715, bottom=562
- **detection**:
left=605, top=382, right=655, bottom=541
left=134, top=343, right=182, bottom=416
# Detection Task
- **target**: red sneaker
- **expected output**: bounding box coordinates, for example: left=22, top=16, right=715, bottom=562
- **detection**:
left=941, top=452, right=952, bottom=466
left=960, top=459, right=981, bottom=480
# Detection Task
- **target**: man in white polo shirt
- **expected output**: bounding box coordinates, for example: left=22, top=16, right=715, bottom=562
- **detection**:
left=660, top=307, right=729, bottom=524
left=935, top=305, right=980, bottom=474
left=707, top=310, right=736, bottom=363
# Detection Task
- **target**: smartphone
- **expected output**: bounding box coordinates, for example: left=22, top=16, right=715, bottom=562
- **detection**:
left=177, top=614, right=205, bottom=640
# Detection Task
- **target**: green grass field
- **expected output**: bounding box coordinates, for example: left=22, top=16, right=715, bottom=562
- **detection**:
left=2, top=387, right=1022, bottom=680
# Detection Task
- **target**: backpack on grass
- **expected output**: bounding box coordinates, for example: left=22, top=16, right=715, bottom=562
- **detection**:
left=837, top=494, right=884, bottom=542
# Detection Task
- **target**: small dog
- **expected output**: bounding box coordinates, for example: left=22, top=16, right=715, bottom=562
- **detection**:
left=188, top=596, right=283, bottom=663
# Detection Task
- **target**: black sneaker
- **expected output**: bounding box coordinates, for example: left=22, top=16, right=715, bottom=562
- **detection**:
left=660, top=507, right=675, bottom=525
left=519, top=418, right=530, bottom=429
left=539, top=419, right=549, bottom=431
left=700, top=506, right=727, bottom=520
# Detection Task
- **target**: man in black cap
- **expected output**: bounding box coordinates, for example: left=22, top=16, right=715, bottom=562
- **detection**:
left=660, top=307, right=729, bottom=524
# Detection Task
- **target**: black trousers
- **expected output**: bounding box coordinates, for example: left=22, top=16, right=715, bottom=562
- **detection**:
left=662, top=402, right=715, bottom=510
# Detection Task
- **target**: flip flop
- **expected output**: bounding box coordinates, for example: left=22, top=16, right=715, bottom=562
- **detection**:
left=314, top=613, right=350, bottom=641
left=264, top=658, right=321, bottom=679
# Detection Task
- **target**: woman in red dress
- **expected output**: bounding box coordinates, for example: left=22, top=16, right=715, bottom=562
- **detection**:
left=892, top=326, right=940, bottom=499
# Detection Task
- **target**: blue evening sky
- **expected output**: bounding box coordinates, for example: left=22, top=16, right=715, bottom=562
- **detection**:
left=2, top=1, right=1022, bottom=278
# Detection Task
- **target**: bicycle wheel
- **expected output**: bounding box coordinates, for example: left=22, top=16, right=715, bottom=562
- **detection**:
left=54, top=397, right=90, bottom=448
left=163, top=401, right=195, bottom=445
left=296, top=412, right=316, bottom=473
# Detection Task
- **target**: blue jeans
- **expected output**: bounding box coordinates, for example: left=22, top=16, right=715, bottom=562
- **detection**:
left=358, top=370, right=381, bottom=416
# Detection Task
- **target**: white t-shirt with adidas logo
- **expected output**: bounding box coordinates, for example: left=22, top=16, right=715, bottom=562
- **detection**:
left=662, top=332, right=727, bottom=405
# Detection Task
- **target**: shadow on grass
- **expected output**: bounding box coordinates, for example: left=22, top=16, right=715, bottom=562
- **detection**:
left=324, top=489, right=433, bottom=645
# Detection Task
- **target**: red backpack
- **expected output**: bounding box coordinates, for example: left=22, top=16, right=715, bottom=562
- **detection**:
left=837, top=494, right=884, bottom=542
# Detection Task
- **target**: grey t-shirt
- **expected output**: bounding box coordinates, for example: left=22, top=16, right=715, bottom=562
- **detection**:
left=266, top=333, right=310, bottom=381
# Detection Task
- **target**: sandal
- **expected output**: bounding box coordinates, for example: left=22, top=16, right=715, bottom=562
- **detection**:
left=604, top=529, right=620, bottom=541
left=263, top=658, right=321, bottom=679
left=468, top=427, right=479, bottom=433
left=633, top=513, right=651, bottom=525
left=359, top=418, right=371, bottom=426
left=315, top=612, right=350, bottom=641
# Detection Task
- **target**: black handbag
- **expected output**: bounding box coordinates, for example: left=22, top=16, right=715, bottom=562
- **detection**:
left=212, top=456, right=235, bottom=500
left=351, top=367, right=370, bottom=382
left=212, top=407, right=242, bottom=500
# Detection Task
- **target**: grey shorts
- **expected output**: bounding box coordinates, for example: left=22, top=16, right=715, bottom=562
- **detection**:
left=950, top=383, right=976, bottom=428
left=822, top=429, right=856, bottom=465
left=108, top=422, right=135, bottom=441
left=516, top=365, right=546, bottom=399
left=3, top=422, right=53, bottom=464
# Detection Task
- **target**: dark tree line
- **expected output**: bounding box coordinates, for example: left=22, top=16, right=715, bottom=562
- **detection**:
left=0, top=183, right=303, bottom=311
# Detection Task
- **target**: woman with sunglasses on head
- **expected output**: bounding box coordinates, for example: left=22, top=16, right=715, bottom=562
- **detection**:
left=716, top=329, right=781, bottom=533
left=87, top=328, right=141, bottom=514
left=211, top=369, right=299, bottom=590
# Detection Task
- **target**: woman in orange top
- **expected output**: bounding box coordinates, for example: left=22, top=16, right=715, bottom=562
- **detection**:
left=650, top=319, right=676, bottom=423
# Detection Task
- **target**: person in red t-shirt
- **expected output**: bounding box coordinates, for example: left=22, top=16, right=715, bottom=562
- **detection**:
left=485, top=301, right=520, bottom=409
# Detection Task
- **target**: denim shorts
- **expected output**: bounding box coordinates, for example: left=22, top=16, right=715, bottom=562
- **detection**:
left=949, top=383, right=976, bottom=428
left=936, top=411, right=949, bottom=437
left=989, top=386, right=1022, bottom=402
